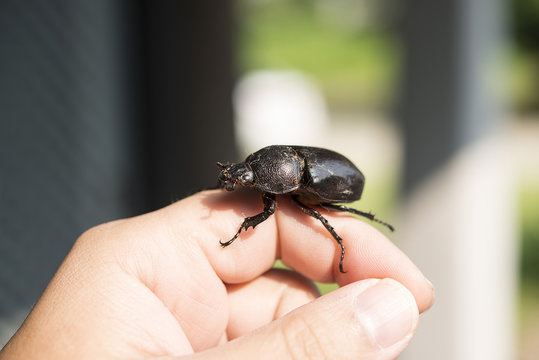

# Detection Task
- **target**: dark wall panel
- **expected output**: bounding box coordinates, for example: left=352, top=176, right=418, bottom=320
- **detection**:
left=0, top=0, right=236, bottom=343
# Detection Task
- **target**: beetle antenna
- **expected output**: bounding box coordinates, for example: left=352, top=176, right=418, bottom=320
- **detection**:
left=371, top=217, right=395, bottom=232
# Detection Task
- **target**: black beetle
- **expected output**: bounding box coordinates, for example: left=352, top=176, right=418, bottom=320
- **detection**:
left=217, top=145, right=394, bottom=273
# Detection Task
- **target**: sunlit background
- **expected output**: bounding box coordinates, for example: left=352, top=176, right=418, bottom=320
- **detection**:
left=237, top=1, right=538, bottom=359
left=1, top=0, right=538, bottom=359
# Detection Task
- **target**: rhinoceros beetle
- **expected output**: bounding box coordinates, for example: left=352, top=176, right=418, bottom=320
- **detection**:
left=217, top=145, right=394, bottom=273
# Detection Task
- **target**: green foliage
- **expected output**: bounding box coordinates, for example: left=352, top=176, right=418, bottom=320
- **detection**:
left=509, top=48, right=539, bottom=112
left=237, top=0, right=399, bottom=109
left=237, top=0, right=539, bottom=112
left=511, top=0, right=539, bottom=111
left=519, top=184, right=539, bottom=282
left=513, top=0, right=539, bottom=52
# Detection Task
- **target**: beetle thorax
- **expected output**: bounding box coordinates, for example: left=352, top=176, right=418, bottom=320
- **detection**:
left=246, top=146, right=304, bottom=194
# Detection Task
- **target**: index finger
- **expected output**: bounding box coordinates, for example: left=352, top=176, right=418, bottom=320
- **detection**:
left=169, top=190, right=434, bottom=312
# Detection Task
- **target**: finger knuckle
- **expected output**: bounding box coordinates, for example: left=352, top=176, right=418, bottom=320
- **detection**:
left=280, top=314, right=332, bottom=360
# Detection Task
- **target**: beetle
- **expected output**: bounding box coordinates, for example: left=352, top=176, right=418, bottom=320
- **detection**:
left=216, top=145, right=394, bottom=273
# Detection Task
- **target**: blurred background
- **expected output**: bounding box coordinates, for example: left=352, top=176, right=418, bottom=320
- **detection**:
left=0, top=0, right=538, bottom=358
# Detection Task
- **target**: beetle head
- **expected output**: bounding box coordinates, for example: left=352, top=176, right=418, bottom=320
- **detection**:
left=217, top=162, right=255, bottom=191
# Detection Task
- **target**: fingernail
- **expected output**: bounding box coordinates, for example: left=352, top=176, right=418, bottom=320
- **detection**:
left=425, top=277, right=436, bottom=310
left=355, top=279, right=418, bottom=349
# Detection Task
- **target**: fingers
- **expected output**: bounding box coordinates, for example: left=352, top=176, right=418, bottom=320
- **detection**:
left=185, top=278, right=419, bottom=360
left=2, top=189, right=431, bottom=360
left=225, top=269, right=319, bottom=340
left=171, top=191, right=433, bottom=312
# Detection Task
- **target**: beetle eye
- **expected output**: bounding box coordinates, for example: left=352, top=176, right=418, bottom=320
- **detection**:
left=239, top=172, right=254, bottom=185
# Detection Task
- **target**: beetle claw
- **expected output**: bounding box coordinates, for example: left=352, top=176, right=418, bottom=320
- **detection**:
left=220, top=230, right=241, bottom=247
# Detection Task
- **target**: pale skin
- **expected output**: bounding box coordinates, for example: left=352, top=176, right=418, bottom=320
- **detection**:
left=0, top=190, right=434, bottom=359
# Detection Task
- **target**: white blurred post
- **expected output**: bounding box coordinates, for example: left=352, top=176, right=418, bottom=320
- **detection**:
left=399, top=135, right=518, bottom=359
left=233, top=70, right=329, bottom=155
left=399, top=0, right=516, bottom=359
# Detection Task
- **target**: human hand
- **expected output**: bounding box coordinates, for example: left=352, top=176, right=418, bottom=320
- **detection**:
left=0, top=190, right=434, bottom=360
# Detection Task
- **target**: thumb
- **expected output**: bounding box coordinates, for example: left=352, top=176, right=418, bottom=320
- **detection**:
left=191, top=278, right=419, bottom=360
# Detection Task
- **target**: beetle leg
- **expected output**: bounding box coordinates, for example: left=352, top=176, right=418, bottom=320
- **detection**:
left=292, top=196, right=346, bottom=274
left=320, top=203, right=395, bottom=232
left=220, top=193, right=276, bottom=247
